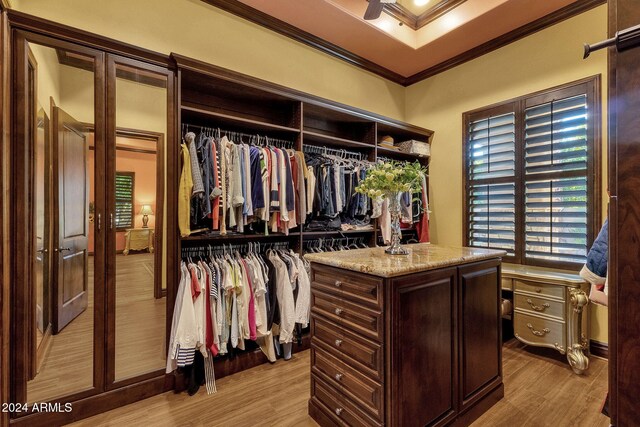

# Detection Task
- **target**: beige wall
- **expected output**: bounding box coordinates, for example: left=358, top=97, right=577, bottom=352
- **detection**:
left=405, top=5, right=609, bottom=343
left=29, top=44, right=61, bottom=113
left=11, top=0, right=406, bottom=121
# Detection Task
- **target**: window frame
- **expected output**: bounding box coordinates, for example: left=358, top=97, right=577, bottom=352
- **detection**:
left=462, top=76, right=601, bottom=270
left=114, top=171, right=135, bottom=231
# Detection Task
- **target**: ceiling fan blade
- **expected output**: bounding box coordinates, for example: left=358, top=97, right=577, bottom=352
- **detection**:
left=364, top=0, right=384, bottom=20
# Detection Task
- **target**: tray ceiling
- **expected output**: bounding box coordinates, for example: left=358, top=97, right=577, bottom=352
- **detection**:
left=204, top=0, right=605, bottom=85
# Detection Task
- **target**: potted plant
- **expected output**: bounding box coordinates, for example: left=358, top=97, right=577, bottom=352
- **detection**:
left=356, top=161, right=427, bottom=255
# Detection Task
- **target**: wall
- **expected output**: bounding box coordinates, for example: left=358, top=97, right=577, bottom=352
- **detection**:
left=405, top=5, right=609, bottom=343
left=10, top=0, right=406, bottom=121
left=29, top=43, right=61, bottom=112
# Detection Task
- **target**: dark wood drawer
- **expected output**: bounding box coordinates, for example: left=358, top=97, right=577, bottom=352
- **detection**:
left=313, top=265, right=383, bottom=310
left=312, top=346, right=383, bottom=421
left=311, top=374, right=383, bottom=427
left=311, top=316, right=383, bottom=381
left=312, top=289, right=383, bottom=342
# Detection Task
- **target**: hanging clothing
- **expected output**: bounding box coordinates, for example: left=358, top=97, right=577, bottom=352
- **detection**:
left=179, top=143, right=194, bottom=237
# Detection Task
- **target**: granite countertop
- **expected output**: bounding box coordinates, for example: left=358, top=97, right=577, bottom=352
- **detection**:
left=304, top=244, right=506, bottom=278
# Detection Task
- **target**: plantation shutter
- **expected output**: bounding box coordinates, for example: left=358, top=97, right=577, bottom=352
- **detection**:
left=115, top=172, right=134, bottom=229
left=467, top=112, right=516, bottom=256
left=524, top=94, right=588, bottom=264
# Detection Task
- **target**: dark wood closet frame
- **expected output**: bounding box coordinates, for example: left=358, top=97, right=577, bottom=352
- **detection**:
left=172, top=53, right=433, bottom=382
left=3, top=16, right=178, bottom=427
left=461, top=76, right=602, bottom=271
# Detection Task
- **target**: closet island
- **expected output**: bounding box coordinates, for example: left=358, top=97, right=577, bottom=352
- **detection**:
left=305, top=244, right=505, bottom=427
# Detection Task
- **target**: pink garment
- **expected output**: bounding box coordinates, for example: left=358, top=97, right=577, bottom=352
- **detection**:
left=240, top=259, right=257, bottom=340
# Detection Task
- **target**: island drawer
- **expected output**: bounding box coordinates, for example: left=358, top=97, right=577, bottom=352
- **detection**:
left=514, top=294, right=564, bottom=320
left=312, top=346, right=383, bottom=420
left=514, top=312, right=566, bottom=351
left=311, top=316, right=383, bottom=381
left=311, top=374, right=383, bottom=427
left=312, top=265, right=383, bottom=310
left=514, top=280, right=564, bottom=300
left=311, top=289, right=383, bottom=342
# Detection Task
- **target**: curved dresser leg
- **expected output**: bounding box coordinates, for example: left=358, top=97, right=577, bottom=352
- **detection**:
left=568, top=288, right=589, bottom=375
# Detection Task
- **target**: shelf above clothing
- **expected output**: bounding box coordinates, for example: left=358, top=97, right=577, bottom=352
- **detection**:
left=376, top=146, right=429, bottom=162
left=181, top=103, right=301, bottom=135
left=182, top=232, right=301, bottom=242
left=302, top=130, right=374, bottom=150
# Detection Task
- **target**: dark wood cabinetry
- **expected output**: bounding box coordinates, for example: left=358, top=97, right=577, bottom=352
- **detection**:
left=309, top=259, right=503, bottom=427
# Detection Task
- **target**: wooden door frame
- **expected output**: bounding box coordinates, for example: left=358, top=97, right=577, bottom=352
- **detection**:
left=10, top=29, right=107, bottom=413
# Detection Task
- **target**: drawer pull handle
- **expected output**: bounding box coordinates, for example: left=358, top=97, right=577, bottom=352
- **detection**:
left=526, top=323, right=551, bottom=337
left=335, top=408, right=343, bottom=416
left=335, top=308, right=343, bottom=316
left=335, top=339, right=343, bottom=347
left=535, top=288, right=542, bottom=293
left=335, top=373, right=343, bottom=381
left=526, top=298, right=550, bottom=312
left=334, top=280, right=342, bottom=288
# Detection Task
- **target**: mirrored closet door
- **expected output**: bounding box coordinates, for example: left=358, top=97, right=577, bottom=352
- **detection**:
left=11, top=31, right=173, bottom=414
left=105, top=55, right=171, bottom=385
left=13, top=32, right=106, bottom=405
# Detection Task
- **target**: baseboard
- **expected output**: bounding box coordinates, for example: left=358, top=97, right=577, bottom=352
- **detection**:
left=590, top=339, right=609, bottom=359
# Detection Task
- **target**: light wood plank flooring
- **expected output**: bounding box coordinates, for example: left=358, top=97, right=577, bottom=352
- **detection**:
left=27, top=253, right=165, bottom=403
left=70, top=339, right=609, bottom=427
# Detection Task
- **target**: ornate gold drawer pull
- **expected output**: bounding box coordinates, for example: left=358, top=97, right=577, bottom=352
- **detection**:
left=335, top=339, right=343, bottom=347
left=335, top=408, right=343, bottom=416
left=535, top=288, right=542, bottom=293
left=526, top=298, right=550, bottom=312
left=526, top=323, right=551, bottom=337
left=335, top=373, right=343, bottom=381
left=335, top=308, right=343, bottom=316
left=334, top=280, right=342, bottom=288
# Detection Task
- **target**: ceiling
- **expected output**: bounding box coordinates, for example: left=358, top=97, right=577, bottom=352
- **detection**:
left=204, top=0, right=604, bottom=85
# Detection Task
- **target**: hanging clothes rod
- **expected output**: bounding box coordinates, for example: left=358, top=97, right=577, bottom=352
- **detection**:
left=181, top=241, right=290, bottom=257
left=584, top=23, right=640, bottom=58
left=302, top=144, right=363, bottom=160
left=181, top=123, right=295, bottom=148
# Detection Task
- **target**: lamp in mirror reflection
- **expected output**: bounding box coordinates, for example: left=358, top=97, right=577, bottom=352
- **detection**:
left=139, top=204, right=154, bottom=228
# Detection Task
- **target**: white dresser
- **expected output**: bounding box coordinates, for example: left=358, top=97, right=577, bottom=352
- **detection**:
left=502, top=263, right=590, bottom=374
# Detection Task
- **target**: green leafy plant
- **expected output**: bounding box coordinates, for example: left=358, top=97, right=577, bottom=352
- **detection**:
left=356, top=161, right=427, bottom=199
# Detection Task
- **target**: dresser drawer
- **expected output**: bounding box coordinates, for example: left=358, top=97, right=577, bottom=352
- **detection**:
left=514, top=294, right=564, bottom=320
left=312, top=346, right=383, bottom=420
left=312, top=289, right=383, bottom=342
left=514, top=312, right=566, bottom=351
left=313, top=266, right=383, bottom=309
left=311, top=375, right=382, bottom=427
left=312, top=316, right=383, bottom=381
left=514, top=280, right=564, bottom=300
left=501, top=278, right=513, bottom=291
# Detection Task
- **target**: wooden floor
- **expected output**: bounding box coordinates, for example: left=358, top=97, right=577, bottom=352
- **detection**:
left=26, top=253, right=166, bottom=403
left=70, top=339, right=610, bottom=427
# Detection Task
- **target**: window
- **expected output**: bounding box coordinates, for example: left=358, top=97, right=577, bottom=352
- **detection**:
left=463, top=77, right=601, bottom=269
left=115, top=172, right=135, bottom=230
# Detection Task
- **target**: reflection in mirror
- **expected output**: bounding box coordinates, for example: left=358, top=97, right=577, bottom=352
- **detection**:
left=114, top=64, right=167, bottom=381
left=26, top=42, right=95, bottom=403
left=33, top=105, right=51, bottom=379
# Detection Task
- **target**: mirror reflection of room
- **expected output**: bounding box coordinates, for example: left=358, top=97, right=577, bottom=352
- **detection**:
left=25, top=42, right=167, bottom=403
left=113, top=65, right=167, bottom=380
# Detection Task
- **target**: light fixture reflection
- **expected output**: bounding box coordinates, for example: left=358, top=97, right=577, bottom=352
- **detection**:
left=414, top=0, right=430, bottom=6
